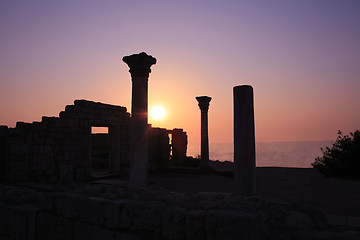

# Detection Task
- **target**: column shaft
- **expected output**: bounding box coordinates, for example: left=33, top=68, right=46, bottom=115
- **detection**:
left=123, top=52, right=156, bottom=187
left=200, top=110, right=209, bottom=167
left=196, top=96, right=211, bottom=168
left=130, top=77, right=148, bottom=187
left=233, top=85, right=256, bottom=196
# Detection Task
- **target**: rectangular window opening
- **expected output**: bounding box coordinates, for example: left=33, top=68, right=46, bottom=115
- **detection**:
left=91, top=126, right=109, bottom=134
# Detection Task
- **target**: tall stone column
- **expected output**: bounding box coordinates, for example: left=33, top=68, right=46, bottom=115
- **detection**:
left=123, top=52, right=156, bottom=187
left=233, top=85, right=256, bottom=196
left=196, top=96, right=212, bottom=168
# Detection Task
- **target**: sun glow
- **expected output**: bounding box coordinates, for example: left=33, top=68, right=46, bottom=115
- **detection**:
left=150, top=106, right=166, bottom=121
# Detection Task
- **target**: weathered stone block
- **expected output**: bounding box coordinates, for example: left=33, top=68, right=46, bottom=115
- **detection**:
left=91, top=225, right=115, bottom=240
left=10, top=144, right=28, bottom=154
left=205, top=210, right=267, bottom=240
left=63, top=119, right=79, bottom=128
left=186, top=210, right=206, bottom=240
left=55, top=193, right=86, bottom=219
left=119, top=200, right=146, bottom=230
left=73, top=221, right=93, bottom=240
left=0, top=204, right=10, bottom=235
left=8, top=207, right=27, bottom=240
left=74, top=168, right=89, bottom=182
left=56, top=217, right=74, bottom=240
left=76, top=197, right=121, bottom=229
left=41, top=116, right=58, bottom=126
left=162, top=207, right=187, bottom=240
left=115, top=232, right=141, bottom=240
left=133, top=201, right=166, bottom=233
left=0, top=125, right=9, bottom=136
left=16, top=122, right=32, bottom=130
left=33, top=137, right=45, bottom=145
left=285, top=211, right=312, bottom=230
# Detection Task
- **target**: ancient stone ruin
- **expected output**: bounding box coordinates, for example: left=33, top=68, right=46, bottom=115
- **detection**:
left=0, top=99, right=191, bottom=185
left=1, top=52, right=359, bottom=239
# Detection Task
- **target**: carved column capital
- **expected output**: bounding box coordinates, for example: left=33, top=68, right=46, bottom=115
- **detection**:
left=123, top=52, right=157, bottom=78
left=196, top=96, right=212, bottom=111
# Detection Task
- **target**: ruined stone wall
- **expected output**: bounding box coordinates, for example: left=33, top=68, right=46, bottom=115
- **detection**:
left=0, top=100, right=130, bottom=184
left=0, top=183, right=359, bottom=240
left=148, top=127, right=171, bottom=170
left=170, top=129, right=188, bottom=166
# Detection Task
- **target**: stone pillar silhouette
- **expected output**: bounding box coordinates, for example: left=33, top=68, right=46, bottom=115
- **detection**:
left=233, top=85, right=256, bottom=196
left=196, top=96, right=212, bottom=168
left=123, top=52, right=156, bottom=187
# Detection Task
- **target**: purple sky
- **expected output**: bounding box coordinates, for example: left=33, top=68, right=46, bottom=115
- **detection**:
left=1, top=0, right=359, bottom=143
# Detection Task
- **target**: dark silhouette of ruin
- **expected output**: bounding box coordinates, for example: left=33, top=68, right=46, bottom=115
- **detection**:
left=0, top=100, right=192, bottom=184
left=0, top=52, right=359, bottom=240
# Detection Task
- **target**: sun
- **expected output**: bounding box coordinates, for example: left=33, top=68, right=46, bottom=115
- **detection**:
left=150, top=106, right=166, bottom=120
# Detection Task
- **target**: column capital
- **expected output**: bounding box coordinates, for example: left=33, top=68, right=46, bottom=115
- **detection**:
left=123, top=52, right=157, bottom=78
left=196, top=96, right=212, bottom=111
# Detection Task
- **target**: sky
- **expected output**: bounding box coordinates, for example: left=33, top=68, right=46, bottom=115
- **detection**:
left=1, top=0, right=360, bottom=145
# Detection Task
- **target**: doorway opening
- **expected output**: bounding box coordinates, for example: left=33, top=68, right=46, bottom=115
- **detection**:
left=91, top=126, right=110, bottom=176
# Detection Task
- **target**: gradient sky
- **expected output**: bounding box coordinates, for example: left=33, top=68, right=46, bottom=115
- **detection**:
left=1, top=0, right=359, bottom=144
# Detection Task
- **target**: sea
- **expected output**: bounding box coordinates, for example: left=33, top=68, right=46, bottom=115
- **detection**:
left=187, top=141, right=333, bottom=168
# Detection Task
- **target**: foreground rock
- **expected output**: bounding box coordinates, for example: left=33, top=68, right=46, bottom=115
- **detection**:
left=0, top=183, right=359, bottom=240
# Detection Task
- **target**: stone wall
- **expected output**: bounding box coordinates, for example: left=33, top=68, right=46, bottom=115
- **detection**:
left=169, top=129, right=187, bottom=166
left=0, top=183, right=359, bottom=240
left=0, top=100, right=130, bottom=184
left=148, top=128, right=171, bottom=170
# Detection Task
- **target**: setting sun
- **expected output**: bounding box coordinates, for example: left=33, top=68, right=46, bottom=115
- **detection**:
left=150, top=106, right=166, bottom=121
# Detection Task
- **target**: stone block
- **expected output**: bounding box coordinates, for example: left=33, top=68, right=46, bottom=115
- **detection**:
left=115, top=232, right=141, bottom=240
left=0, top=125, right=9, bottom=136
left=8, top=207, right=27, bottom=240
left=119, top=200, right=146, bottom=230
left=55, top=193, right=86, bottom=219
left=56, top=217, right=74, bottom=240
left=186, top=210, right=206, bottom=240
left=10, top=144, right=28, bottom=154
left=11, top=161, right=29, bottom=172
left=63, top=119, right=79, bottom=128
left=41, top=116, right=58, bottom=126
left=44, top=137, right=55, bottom=145
left=131, top=201, right=166, bottom=233
left=91, top=225, right=115, bottom=240
left=74, top=168, right=89, bottom=182
left=162, top=207, right=187, bottom=240
left=205, top=210, right=267, bottom=240
left=73, top=221, right=93, bottom=240
left=59, top=111, right=70, bottom=119
left=0, top=205, right=10, bottom=235
left=326, top=214, right=348, bottom=227
left=55, top=118, right=65, bottom=128
left=33, top=137, right=45, bottom=145
left=16, top=122, right=32, bottom=130
left=348, top=216, right=360, bottom=228
left=285, top=211, right=312, bottom=230
left=77, top=197, right=121, bottom=229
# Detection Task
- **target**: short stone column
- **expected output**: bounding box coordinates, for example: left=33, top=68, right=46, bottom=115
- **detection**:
left=196, top=96, right=212, bottom=168
left=123, top=52, right=156, bottom=187
left=233, top=85, right=256, bottom=196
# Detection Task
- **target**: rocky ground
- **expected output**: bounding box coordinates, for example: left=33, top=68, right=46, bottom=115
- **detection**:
left=1, top=163, right=360, bottom=240
left=148, top=162, right=360, bottom=217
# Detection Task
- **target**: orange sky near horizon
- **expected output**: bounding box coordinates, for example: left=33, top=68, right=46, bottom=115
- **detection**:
left=1, top=0, right=359, bottom=144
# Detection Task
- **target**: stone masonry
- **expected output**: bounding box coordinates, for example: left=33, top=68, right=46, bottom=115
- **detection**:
left=0, top=99, right=130, bottom=184
left=0, top=183, right=359, bottom=240
left=0, top=99, right=191, bottom=185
